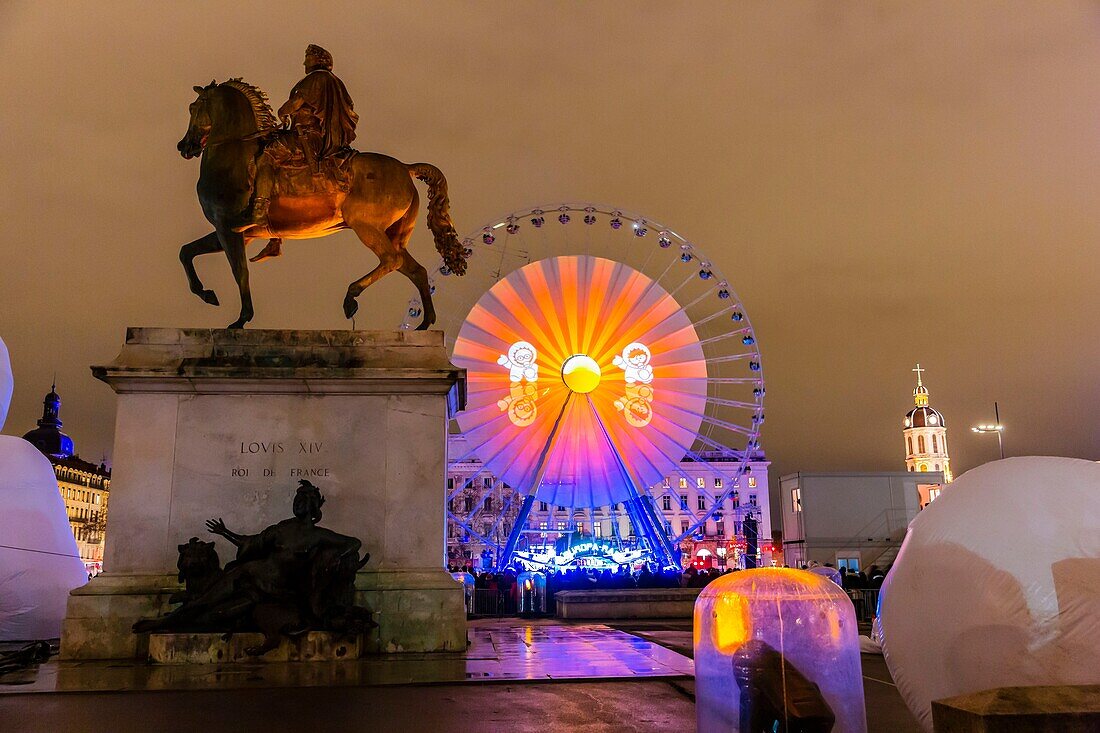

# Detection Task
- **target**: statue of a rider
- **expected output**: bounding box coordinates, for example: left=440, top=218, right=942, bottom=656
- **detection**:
left=243, top=44, right=359, bottom=260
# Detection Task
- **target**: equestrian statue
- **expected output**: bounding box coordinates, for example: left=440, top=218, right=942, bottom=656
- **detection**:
left=177, top=44, right=467, bottom=329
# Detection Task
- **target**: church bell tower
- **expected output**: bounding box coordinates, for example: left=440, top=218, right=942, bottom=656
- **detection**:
left=903, top=364, right=952, bottom=482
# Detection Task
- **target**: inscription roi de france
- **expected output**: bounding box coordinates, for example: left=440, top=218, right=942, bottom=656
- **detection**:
left=239, top=441, right=324, bottom=455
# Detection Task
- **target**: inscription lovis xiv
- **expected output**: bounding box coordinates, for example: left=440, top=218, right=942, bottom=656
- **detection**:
left=232, top=440, right=330, bottom=479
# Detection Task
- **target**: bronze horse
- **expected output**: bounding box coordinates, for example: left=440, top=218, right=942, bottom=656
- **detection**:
left=177, top=79, right=467, bottom=329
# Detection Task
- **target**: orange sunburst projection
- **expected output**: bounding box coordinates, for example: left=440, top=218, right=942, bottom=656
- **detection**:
left=452, top=255, right=707, bottom=508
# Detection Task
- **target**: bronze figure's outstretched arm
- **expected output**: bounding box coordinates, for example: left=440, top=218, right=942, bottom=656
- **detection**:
left=205, top=517, right=246, bottom=547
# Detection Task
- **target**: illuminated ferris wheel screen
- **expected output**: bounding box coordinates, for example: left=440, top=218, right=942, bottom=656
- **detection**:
left=452, top=255, right=708, bottom=509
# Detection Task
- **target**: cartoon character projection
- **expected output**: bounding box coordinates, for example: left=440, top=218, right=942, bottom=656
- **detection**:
left=613, top=342, right=654, bottom=384
left=497, top=341, right=539, bottom=383
left=497, top=341, right=540, bottom=427
left=613, top=342, right=655, bottom=427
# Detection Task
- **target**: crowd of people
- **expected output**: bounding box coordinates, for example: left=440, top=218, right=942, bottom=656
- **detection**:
left=450, top=561, right=891, bottom=616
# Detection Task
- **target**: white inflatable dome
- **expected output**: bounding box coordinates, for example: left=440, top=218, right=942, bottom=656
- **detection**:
left=0, top=336, right=87, bottom=640
left=880, top=457, right=1100, bottom=731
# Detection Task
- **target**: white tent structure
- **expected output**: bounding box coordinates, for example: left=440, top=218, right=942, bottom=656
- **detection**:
left=0, top=336, right=87, bottom=640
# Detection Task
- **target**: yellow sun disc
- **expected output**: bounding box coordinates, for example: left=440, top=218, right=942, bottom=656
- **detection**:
left=561, top=354, right=602, bottom=393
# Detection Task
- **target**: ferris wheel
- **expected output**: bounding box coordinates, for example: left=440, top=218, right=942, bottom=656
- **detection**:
left=403, top=204, right=764, bottom=569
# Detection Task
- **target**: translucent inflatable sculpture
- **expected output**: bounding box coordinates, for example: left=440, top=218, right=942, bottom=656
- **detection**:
left=880, top=457, right=1100, bottom=732
left=450, top=571, right=475, bottom=614
left=517, top=571, right=547, bottom=615
left=0, top=336, right=87, bottom=640
left=694, top=568, right=866, bottom=733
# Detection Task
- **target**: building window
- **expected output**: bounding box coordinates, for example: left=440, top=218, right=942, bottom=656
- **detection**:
left=662, top=496, right=671, bottom=511
left=697, top=496, right=706, bottom=511
left=539, top=521, right=547, bottom=531
left=446, top=478, right=454, bottom=491
left=662, top=477, right=670, bottom=488
left=447, top=498, right=454, bottom=513
left=749, top=494, right=757, bottom=506
left=464, top=496, right=473, bottom=512
left=932, top=434, right=939, bottom=453
left=539, top=501, right=548, bottom=511
left=557, top=506, right=565, bottom=512
left=483, top=477, right=493, bottom=488
left=837, top=556, right=860, bottom=572
left=556, top=522, right=566, bottom=531
left=732, top=492, right=740, bottom=508
left=907, top=436, right=913, bottom=455
left=696, top=477, right=705, bottom=489
left=716, top=521, right=725, bottom=536
left=918, top=435, right=926, bottom=453
left=594, top=523, right=602, bottom=537
left=484, top=497, right=493, bottom=512
left=928, top=487, right=942, bottom=502
left=792, top=488, right=802, bottom=512
left=679, top=478, right=688, bottom=489
left=714, top=477, right=722, bottom=488
left=920, top=463, right=928, bottom=471
left=680, top=520, right=689, bottom=534
left=748, top=477, right=757, bottom=488
left=679, top=495, right=688, bottom=510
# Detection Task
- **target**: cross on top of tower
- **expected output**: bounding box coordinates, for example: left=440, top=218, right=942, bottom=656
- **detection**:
left=912, top=363, right=929, bottom=406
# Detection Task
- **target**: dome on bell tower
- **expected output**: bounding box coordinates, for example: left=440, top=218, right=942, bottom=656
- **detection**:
left=22, top=383, right=75, bottom=459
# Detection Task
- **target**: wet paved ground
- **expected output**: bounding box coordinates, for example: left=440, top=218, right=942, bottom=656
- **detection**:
left=0, top=618, right=919, bottom=732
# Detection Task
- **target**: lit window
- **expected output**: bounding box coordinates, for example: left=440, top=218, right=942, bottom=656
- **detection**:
left=696, top=477, right=705, bottom=489
left=679, top=478, right=688, bottom=489
left=792, top=488, right=802, bottom=512
left=928, top=488, right=942, bottom=502
left=594, top=523, right=602, bottom=537
left=557, top=522, right=566, bottom=531
left=748, top=477, right=757, bottom=488
left=539, top=522, right=547, bottom=530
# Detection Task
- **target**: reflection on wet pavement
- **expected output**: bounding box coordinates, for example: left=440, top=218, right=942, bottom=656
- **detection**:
left=0, top=619, right=693, bottom=695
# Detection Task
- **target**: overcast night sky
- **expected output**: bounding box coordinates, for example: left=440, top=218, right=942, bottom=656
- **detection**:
left=1, top=2, right=1098, bottom=501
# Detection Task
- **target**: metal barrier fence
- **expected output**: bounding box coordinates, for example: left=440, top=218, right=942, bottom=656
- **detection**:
left=472, top=588, right=518, bottom=617
left=846, top=588, right=880, bottom=623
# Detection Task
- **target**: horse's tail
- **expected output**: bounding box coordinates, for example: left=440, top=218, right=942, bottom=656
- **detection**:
left=408, top=163, right=468, bottom=276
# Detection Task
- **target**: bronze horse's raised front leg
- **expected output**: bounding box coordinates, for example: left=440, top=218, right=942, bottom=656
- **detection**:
left=217, top=228, right=254, bottom=329
left=179, top=231, right=223, bottom=306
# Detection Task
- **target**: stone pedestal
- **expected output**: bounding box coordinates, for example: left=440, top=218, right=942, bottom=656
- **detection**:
left=148, top=632, right=363, bottom=664
left=61, top=328, right=466, bottom=660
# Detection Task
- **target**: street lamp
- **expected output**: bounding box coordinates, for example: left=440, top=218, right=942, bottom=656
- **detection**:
left=971, top=401, right=1005, bottom=460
